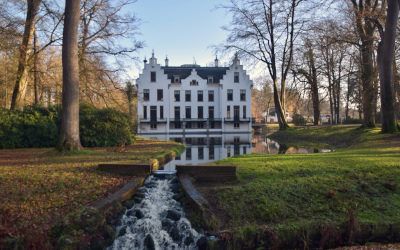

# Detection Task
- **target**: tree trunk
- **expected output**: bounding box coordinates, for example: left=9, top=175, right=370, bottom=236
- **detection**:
left=272, top=80, right=289, bottom=130
left=393, top=59, right=400, bottom=122
left=360, top=40, right=376, bottom=127
left=33, top=28, right=40, bottom=106
left=306, top=45, right=320, bottom=125
left=10, top=0, right=41, bottom=110
left=378, top=0, right=399, bottom=133
left=345, top=73, right=351, bottom=121
left=58, top=0, right=82, bottom=151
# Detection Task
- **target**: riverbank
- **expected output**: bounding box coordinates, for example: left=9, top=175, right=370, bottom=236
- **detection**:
left=198, top=125, right=400, bottom=248
left=0, top=139, right=183, bottom=248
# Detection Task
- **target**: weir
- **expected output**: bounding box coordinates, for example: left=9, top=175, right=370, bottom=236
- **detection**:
left=109, top=175, right=206, bottom=250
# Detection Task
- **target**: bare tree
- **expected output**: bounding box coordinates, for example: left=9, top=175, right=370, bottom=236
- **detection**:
left=376, top=0, right=399, bottom=133
left=10, top=0, right=42, bottom=110
left=294, top=38, right=320, bottom=125
left=349, top=0, right=386, bottom=127
left=78, top=0, right=143, bottom=105
left=222, top=0, right=306, bottom=130
left=58, top=0, right=82, bottom=151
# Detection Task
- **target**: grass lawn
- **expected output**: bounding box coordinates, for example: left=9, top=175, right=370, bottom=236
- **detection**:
left=0, top=139, right=182, bottom=248
left=204, top=126, right=400, bottom=248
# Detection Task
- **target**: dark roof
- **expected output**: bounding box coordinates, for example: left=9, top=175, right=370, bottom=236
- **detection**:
left=161, top=66, right=229, bottom=83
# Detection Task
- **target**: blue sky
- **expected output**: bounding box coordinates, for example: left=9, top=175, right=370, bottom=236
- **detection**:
left=128, top=0, right=231, bottom=78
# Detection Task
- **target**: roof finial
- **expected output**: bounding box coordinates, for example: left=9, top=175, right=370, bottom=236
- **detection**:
left=151, top=49, right=155, bottom=58
left=215, top=54, right=219, bottom=67
left=165, top=55, right=169, bottom=67
left=233, top=52, right=240, bottom=65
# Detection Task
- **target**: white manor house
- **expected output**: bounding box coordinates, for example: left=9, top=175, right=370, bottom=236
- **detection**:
left=137, top=53, right=253, bottom=138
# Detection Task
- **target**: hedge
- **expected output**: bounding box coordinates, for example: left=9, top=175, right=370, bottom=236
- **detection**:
left=0, top=105, right=133, bottom=149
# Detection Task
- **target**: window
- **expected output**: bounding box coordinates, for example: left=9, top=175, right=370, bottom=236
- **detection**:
left=151, top=71, right=156, bottom=82
left=207, top=76, right=213, bottom=84
left=190, top=80, right=198, bottom=86
left=174, top=75, right=180, bottom=83
left=208, top=106, right=214, bottom=119
left=186, top=147, right=192, bottom=160
left=240, top=89, right=246, bottom=101
left=150, top=106, right=157, bottom=130
left=150, top=106, right=157, bottom=122
left=208, top=90, right=214, bottom=102
left=209, top=146, right=215, bottom=160
left=243, top=105, right=246, bottom=119
left=185, top=90, right=191, bottom=102
left=234, top=106, right=240, bottom=119
left=143, top=106, right=147, bottom=119
left=234, top=72, right=239, bottom=83
left=227, top=89, right=233, bottom=101
left=234, top=145, right=240, bottom=156
left=185, top=106, right=191, bottom=119
left=160, top=106, right=164, bottom=119
left=198, top=106, right=203, bottom=119
left=157, top=89, right=163, bottom=101
left=174, top=106, right=180, bottom=119
left=234, top=123, right=240, bottom=128
left=197, top=90, right=203, bottom=102
left=227, top=106, right=231, bottom=119
left=227, top=147, right=231, bottom=157
left=143, top=89, right=149, bottom=101
left=174, top=90, right=180, bottom=102
left=198, top=147, right=204, bottom=160
left=174, top=106, right=181, bottom=128
left=243, top=146, right=247, bottom=154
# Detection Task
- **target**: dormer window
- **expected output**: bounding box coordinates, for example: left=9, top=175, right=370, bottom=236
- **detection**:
left=174, top=75, right=180, bottom=83
left=190, top=80, right=199, bottom=86
left=207, top=76, right=214, bottom=84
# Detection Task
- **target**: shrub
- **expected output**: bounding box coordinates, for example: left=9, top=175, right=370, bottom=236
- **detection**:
left=0, top=105, right=133, bottom=148
left=80, top=105, right=133, bottom=147
left=292, top=113, right=307, bottom=126
left=0, top=108, right=58, bottom=148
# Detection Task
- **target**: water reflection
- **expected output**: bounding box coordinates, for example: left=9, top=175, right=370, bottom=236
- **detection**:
left=145, top=133, right=331, bottom=170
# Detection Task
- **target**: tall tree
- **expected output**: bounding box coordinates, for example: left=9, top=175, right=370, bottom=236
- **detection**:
left=58, top=0, right=82, bottom=151
left=376, top=0, right=399, bottom=133
left=223, top=0, right=305, bottom=130
left=349, top=0, right=386, bottom=127
left=10, top=0, right=42, bottom=110
left=295, top=39, right=320, bottom=125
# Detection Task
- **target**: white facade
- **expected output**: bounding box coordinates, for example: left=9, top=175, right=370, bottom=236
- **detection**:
left=137, top=53, right=253, bottom=136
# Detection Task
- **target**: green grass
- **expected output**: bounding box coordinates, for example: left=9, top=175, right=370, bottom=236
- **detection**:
left=209, top=126, right=400, bottom=248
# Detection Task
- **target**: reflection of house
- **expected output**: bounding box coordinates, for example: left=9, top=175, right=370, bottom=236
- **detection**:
left=155, top=134, right=252, bottom=170
left=136, top=53, right=253, bottom=135
left=262, top=108, right=292, bottom=123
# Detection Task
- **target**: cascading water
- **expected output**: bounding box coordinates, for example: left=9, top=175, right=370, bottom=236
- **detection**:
left=109, top=175, right=206, bottom=250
